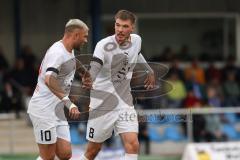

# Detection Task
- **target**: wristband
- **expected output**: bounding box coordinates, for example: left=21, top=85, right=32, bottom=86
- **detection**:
left=62, top=96, right=77, bottom=110
left=69, top=103, right=77, bottom=110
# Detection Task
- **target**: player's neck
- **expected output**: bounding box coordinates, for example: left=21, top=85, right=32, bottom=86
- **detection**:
left=61, top=38, right=73, bottom=53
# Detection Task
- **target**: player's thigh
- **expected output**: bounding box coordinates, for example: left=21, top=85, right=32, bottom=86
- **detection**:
left=29, top=114, right=57, bottom=144
left=38, top=143, right=56, bottom=160
left=86, top=110, right=117, bottom=143
left=55, top=124, right=72, bottom=159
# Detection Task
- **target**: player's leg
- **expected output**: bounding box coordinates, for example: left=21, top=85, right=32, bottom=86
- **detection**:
left=120, top=132, right=139, bottom=160
left=80, top=141, right=103, bottom=160
left=81, top=110, right=116, bottom=160
left=38, top=143, right=56, bottom=160
left=55, top=122, right=72, bottom=160
left=116, top=108, right=139, bottom=160
left=29, top=114, right=58, bottom=160
left=55, top=138, right=71, bottom=160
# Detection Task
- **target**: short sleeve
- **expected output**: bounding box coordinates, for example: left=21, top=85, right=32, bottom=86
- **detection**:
left=92, top=42, right=104, bottom=65
left=44, top=50, right=64, bottom=76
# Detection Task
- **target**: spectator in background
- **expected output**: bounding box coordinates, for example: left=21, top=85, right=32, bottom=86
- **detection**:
left=177, top=45, right=191, bottom=61
left=222, top=56, right=240, bottom=82
left=193, top=113, right=206, bottom=142
left=161, top=46, right=175, bottom=61
left=0, top=66, right=5, bottom=93
left=203, top=87, right=227, bottom=141
left=0, top=46, right=9, bottom=71
left=165, top=72, right=186, bottom=108
left=0, top=81, right=23, bottom=118
left=9, top=57, right=33, bottom=95
left=183, top=90, right=201, bottom=108
left=182, top=100, right=206, bottom=142
left=0, top=82, right=12, bottom=113
left=151, top=46, right=175, bottom=62
left=184, top=59, right=206, bottom=85
left=0, top=47, right=9, bottom=93
left=0, top=48, right=24, bottom=118
left=0, top=47, right=11, bottom=113
left=138, top=115, right=150, bottom=155
left=3, top=58, right=31, bottom=117
left=207, top=78, right=224, bottom=107
left=222, top=72, right=240, bottom=106
left=185, top=75, right=206, bottom=102
left=206, top=86, right=221, bottom=107
left=20, top=45, right=37, bottom=69
left=168, top=58, right=184, bottom=81
left=205, top=63, right=222, bottom=82
left=186, top=100, right=227, bottom=142
left=20, top=45, right=38, bottom=92
left=204, top=113, right=227, bottom=142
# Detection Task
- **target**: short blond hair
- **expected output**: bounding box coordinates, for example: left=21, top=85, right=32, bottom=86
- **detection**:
left=65, top=19, right=88, bottom=33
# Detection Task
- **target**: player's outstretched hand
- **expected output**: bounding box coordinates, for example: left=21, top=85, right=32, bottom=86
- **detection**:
left=144, top=72, right=155, bottom=90
left=69, top=105, right=81, bottom=120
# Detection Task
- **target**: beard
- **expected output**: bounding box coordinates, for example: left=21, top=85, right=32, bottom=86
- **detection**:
left=73, top=42, right=82, bottom=51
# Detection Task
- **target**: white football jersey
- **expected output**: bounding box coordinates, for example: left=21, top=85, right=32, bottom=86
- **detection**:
left=90, top=34, right=143, bottom=110
left=27, top=41, right=76, bottom=119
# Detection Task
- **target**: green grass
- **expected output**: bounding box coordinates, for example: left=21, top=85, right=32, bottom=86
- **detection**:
left=0, top=154, right=181, bottom=160
left=0, top=154, right=37, bottom=160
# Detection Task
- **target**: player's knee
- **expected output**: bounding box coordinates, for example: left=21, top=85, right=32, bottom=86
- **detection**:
left=125, top=140, right=139, bottom=153
left=56, top=151, right=72, bottom=160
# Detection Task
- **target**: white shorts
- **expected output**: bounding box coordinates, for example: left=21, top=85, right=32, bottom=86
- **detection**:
left=29, top=114, right=70, bottom=144
left=86, top=107, right=138, bottom=143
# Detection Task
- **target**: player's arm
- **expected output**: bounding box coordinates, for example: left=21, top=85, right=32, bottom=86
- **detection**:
left=89, top=57, right=103, bottom=82
left=44, top=73, right=65, bottom=99
left=88, top=42, right=104, bottom=82
left=137, top=53, right=155, bottom=90
left=75, top=59, right=92, bottom=89
left=45, top=70, right=80, bottom=119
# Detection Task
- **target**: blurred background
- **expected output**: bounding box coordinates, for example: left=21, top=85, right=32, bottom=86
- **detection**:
left=1, top=0, right=240, bottom=160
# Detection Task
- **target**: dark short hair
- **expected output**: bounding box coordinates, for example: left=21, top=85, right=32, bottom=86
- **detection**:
left=115, top=10, right=136, bottom=24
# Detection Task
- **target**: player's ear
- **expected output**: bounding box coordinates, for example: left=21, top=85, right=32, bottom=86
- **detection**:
left=74, top=32, right=79, bottom=40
